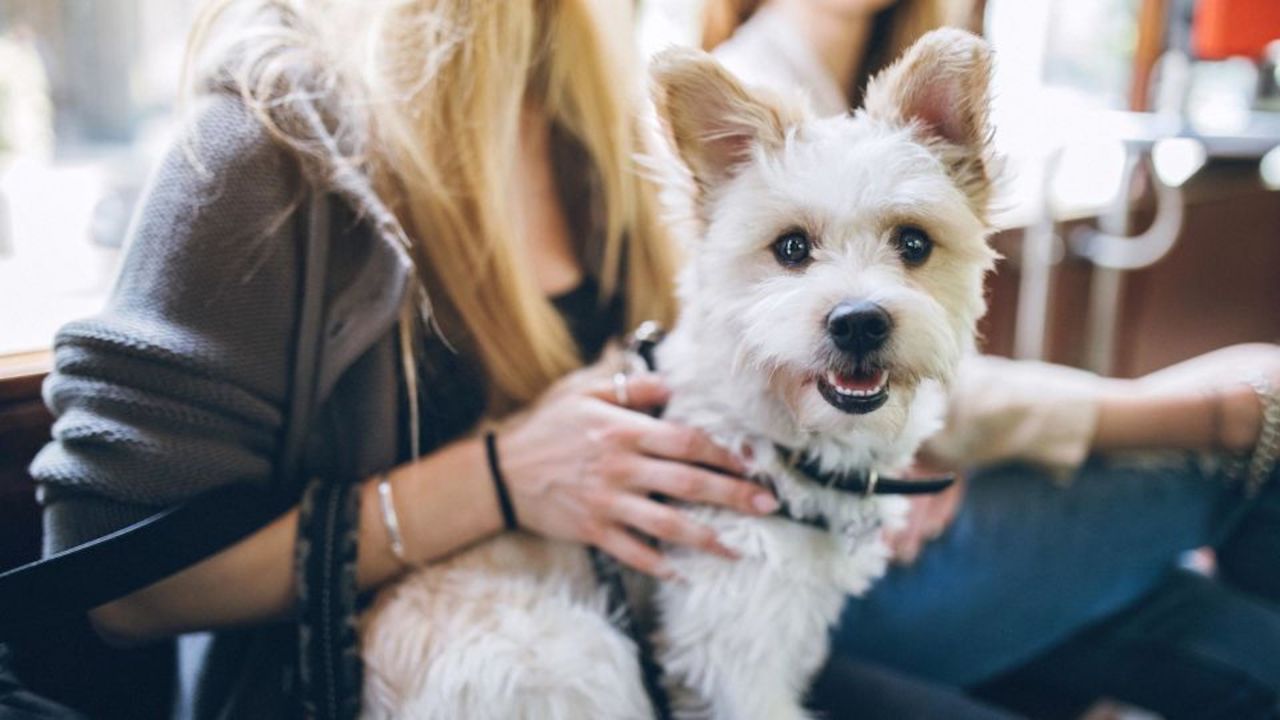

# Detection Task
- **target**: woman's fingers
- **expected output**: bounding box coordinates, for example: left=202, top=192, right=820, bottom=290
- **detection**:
left=929, top=478, right=965, bottom=534
left=610, top=493, right=738, bottom=559
left=593, top=524, right=673, bottom=579
left=586, top=372, right=670, bottom=410
left=583, top=372, right=746, bottom=477
left=887, top=479, right=965, bottom=565
left=888, top=504, right=927, bottom=564
left=633, top=419, right=748, bottom=477
left=629, top=456, right=776, bottom=516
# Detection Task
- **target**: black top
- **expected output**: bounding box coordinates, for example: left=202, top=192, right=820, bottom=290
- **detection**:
left=416, top=277, right=624, bottom=450
left=549, top=275, right=625, bottom=362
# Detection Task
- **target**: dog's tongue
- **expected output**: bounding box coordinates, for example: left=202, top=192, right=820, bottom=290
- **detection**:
left=830, top=368, right=887, bottom=393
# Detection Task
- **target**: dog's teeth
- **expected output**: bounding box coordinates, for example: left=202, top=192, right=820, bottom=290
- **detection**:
left=824, top=370, right=888, bottom=397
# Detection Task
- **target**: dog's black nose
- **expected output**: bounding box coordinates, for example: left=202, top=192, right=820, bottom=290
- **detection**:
left=827, top=301, right=892, bottom=354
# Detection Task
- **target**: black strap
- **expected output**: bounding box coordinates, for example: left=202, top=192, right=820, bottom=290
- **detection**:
left=290, top=193, right=367, bottom=720
left=0, top=484, right=286, bottom=642
left=589, top=324, right=674, bottom=719
left=0, top=190, right=332, bottom=645
left=295, top=471, right=362, bottom=720
left=586, top=549, right=672, bottom=719
left=280, top=189, right=332, bottom=492
left=773, top=446, right=956, bottom=496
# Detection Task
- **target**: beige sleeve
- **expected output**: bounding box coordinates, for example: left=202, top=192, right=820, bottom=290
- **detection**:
left=924, top=354, right=1113, bottom=472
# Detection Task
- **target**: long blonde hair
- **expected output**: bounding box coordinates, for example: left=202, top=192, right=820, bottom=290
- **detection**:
left=186, top=0, right=678, bottom=413
left=701, top=0, right=945, bottom=106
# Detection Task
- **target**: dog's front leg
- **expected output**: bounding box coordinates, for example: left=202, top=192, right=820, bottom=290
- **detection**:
left=825, top=495, right=904, bottom=594
left=655, top=523, right=846, bottom=720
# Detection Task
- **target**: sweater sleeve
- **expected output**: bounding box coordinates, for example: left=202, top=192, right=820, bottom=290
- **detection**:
left=923, top=354, right=1112, bottom=474
left=30, top=93, right=304, bottom=554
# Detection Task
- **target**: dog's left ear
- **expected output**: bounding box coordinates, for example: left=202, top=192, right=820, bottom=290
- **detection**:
left=651, top=47, right=803, bottom=194
left=864, top=28, right=995, bottom=211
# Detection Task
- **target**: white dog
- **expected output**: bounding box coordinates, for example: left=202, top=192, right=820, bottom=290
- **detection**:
left=361, top=28, right=998, bottom=720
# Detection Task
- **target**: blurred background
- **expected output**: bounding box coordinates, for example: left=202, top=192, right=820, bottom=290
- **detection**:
left=0, top=0, right=202, bottom=357
left=0, top=0, right=1277, bottom=369
left=645, top=0, right=1280, bottom=384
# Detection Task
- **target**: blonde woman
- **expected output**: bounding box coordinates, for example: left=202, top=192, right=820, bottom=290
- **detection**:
left=704, top=0, right=943, bottom=111
left=22, top=1, right=784, bottom=717
left=706, top=2, right=1280, bottom=718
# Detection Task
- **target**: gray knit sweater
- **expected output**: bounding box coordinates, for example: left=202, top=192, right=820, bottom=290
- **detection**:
left=29, top=91, right=410, bottom=718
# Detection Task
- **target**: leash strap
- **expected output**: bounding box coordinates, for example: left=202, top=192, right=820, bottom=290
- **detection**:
left=586, top=548, right=673, bottom=719
left=586, top=323, right=673, bottom=719
left=0, top=484, right=287, bottom=642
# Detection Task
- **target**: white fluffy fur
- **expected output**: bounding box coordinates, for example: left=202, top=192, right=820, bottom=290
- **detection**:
left=361, top=29, right=998, bottom=720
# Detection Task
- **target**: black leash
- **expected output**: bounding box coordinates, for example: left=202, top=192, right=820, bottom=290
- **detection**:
left=585, top=548, right=672, bottom=719
left=586, top=323, right=674, bottom=719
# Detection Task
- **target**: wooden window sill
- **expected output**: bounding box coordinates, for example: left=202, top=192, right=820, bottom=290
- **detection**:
left=0, top=350, right=52, bottom=404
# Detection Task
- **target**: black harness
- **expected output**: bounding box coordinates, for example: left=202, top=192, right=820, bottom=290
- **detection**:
left=594, top=323, right=955, bottom=718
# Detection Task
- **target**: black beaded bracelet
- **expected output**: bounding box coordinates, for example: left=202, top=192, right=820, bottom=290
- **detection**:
left=484, top=431, right=519, bottom=531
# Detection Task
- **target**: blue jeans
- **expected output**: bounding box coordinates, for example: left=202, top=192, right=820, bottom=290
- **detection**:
left=831, top=455, right=1280, bottom=719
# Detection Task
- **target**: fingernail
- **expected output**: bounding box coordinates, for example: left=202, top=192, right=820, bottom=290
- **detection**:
left=714, top=540, right=741, bottom=560
left=658, top=564, right=686, bottom=583
left=753, top=493, right=779, bottom=514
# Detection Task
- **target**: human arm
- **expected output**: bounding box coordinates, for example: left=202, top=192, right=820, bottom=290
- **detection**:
left=87, top=433, right=500, bottom=644
left=923, top=344, right=1280, bottom=471
left=1091, top=343, right=1280, bottom=454
left=890, top=344, right=1280, bottom=562
left=920, top=354, right=1111, bottom=471
left=90, top=368, right=775, bottom=645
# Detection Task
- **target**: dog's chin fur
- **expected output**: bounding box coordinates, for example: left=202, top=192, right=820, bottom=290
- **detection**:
left=361, top=29, right=997, bottom=720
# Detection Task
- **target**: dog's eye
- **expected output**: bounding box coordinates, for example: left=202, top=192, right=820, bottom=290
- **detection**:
left=772, top=231, right=812, bottom=267
left=894, top=226, right=933, bottom=266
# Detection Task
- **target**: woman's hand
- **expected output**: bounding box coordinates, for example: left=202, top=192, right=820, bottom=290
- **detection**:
left=885, top=458, right=965, bottom=565
left=495, top=368, right=779, bottom=578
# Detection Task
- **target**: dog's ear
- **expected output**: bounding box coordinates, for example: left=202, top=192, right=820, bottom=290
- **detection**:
left=651, top=47, right=802, bottom=193
left=863, top=28, right=995, bottom=211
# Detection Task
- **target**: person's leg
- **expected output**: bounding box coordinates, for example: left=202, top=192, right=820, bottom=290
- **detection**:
left=972, top=568, right=1280, bottom=720
left=1216, top=464, right=1280, bottom=603
left=808, top=656, right=1021, bottom=720
left=831, top=454, right=1239, bottom=686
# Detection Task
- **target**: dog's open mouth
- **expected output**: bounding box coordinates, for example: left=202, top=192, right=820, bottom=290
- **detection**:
left=816, top=368, right=889, bottom=414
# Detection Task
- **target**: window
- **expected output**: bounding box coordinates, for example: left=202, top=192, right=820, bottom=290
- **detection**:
left=0, top=0, right=203, bottom=356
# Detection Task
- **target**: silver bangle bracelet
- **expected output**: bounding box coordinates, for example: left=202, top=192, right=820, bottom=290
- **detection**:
left=377, top=475, right=409, bottom=564
left=1245, top=376, right=1280, bottom=498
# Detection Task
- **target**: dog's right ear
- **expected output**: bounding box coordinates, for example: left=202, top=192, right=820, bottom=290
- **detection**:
left=651, top=48, right=801, bottom=193
left=863, top=29, right=996, bottom=215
